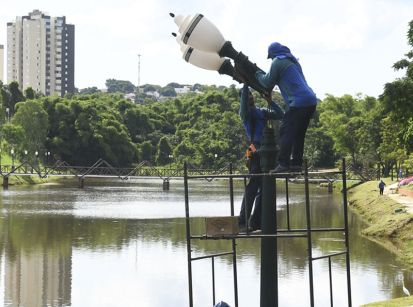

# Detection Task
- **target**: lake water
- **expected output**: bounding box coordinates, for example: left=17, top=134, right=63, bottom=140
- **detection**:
left=0, top=178, right=411, bottom=307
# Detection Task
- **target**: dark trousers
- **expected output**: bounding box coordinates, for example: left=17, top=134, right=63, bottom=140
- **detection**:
left=379, top=188, right=384, bottom=195
left=278, top=105, right=316, bottom=167
left=239, top=153, right=262, bottom=229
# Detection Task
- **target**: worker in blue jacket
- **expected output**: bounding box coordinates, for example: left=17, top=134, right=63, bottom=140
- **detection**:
left=255, top=42, right=317, bottom=172
left=238, top=84, right=284, bottom=232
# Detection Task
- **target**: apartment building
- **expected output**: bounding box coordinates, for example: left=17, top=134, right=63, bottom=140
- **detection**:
left=0, top=44, right=4, bottom=82
left=7, top=10, right=75, bottom=96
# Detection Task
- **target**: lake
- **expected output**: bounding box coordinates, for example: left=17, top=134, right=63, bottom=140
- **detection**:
left=0, top=178, right=411, bottom=306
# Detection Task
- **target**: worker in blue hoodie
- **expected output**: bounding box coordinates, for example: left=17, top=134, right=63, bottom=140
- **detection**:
left=255, top=42, right=317, bottom=173
left=238, top=84, right=284, bottom=232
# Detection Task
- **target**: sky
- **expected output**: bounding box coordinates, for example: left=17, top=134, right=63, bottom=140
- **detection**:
left=0, top=0, right=413, bottom=99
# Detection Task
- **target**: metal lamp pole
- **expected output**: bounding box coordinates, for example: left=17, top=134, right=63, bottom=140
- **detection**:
left=170, top=13, right=279, bottom=306
left=10, top=148, right=14, bottom=171
left=259, top=124, right=278, bottom=307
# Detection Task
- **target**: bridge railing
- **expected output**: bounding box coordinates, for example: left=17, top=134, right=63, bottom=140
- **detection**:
left=0, top=158, right=247, bottom=181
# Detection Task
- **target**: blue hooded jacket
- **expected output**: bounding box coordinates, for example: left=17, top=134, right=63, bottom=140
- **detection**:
left=239, top=84, right=284, bottom=146
left=256, top=42, right=317, bottom=109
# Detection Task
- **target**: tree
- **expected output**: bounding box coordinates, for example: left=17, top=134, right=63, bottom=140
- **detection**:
left=155, top=137, right=172, bottom=165
left=166, top=82, right=182, bottom=88
left=142, top=84, right=160, bottom=93
left=378, top=116, right=404, bottom=176
left=304, top=126, right=336, bottom=168
left=140, top=141, right=153, bottom=162
left=24, top=87, right=36, bottom=100
left=8, top=81, right=25, bottom=115
left=402, top=153, right=413, bottom=173
left=12, top=100, right=49, bottom=161
left=159, top=86, right=176, bottom=97
left=79, top=87, right=101, bottom=95
left=1, top=123, right=24, bottom=156
left=380, top=20, right=413, bottom=152
left=105, top=79, right=136, bottom=93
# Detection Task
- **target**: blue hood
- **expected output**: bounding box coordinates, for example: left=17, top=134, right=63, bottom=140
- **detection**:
left=267, top=42, right=297, bottom=62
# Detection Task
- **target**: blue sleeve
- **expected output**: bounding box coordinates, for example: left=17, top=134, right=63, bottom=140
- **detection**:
left=255, top=59, right=280, bottom=90
left=239, top=84, right=249, bottom=122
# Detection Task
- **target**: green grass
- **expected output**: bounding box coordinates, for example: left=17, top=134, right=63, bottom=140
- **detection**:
left=361, top=295, right=413, bottom=306
left=348, top=180, right=413, bottom=269
left=1, top=153, right=16, bottom=165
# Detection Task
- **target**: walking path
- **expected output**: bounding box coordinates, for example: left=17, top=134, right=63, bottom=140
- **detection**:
left=385, top=183, right=413, bottom=214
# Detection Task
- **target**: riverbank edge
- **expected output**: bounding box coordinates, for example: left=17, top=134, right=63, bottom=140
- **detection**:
left=348, top=180, right=413, bottom=306
left=347, top=180, right=413, bottom=267
left=3, top=175, right=74, bottom=186
left=361, top=295, right=413, bottom=307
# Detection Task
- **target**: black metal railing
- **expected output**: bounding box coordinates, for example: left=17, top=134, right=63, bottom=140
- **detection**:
left=183, top=159, right=352, bottom=307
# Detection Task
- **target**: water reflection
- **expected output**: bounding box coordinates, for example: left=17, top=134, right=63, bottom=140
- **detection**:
left=0, top=179, right=411, bottom=306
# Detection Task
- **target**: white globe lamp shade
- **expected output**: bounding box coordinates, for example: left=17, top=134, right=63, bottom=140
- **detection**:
left=171, top=13, right=226, bottom=53
left=180, top=43, right=225, bottom=71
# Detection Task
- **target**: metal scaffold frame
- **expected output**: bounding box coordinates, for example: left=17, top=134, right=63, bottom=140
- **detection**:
left=183, top=159, right=352, bottom=307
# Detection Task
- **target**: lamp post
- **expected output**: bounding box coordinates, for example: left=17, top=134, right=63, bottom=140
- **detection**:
left=5, top=108, right=10, bottom=122
left=171, top=13, right=278, bottom=307
left=10, top=148, right=14, bottom=170
left=24, top=150, right=28, bottom=173
left=35, top=150, right=38, bottom=166
left=45, top=151, right=51, bottom=165
left=168, top=154, right=173, bottom=171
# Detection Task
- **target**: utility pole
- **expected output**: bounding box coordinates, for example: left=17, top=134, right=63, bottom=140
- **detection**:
left=138, top=54, right=141, bottom=93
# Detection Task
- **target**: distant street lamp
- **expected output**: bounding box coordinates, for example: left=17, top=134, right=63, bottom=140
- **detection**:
left=24, top=150, right=28, bottom=171
left=11, top=148, right=14, bottom=169
left=168, top=154, right=173, bottom=170
left=45, top=151, right=51, bottom=165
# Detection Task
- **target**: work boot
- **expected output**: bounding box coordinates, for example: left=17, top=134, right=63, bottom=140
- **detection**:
left=270, top=164, right=290, bottom=173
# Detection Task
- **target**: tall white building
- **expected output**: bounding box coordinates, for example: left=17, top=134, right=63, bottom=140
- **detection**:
left=7, top=10, right=75, bottom=96
left=0, top=45, right=4, bottom=83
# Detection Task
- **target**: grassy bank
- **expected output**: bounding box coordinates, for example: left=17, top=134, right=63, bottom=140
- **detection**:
left=361, top=295, right=413, bottom=307
left=348, top=179, right=413, bottom=268
left=4, top=175, right=71, bottom=186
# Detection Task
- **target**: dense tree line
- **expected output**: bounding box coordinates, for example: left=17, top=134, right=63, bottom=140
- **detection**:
left=1, top=21, right=413, bottom=172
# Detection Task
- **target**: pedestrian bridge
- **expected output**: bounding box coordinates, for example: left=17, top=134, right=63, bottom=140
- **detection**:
left=0, top=158, right=237, bottom=189
left=0, top=158, right=375, bottom=189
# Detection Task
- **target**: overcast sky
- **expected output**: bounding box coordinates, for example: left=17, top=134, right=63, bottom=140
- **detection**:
left=1, top=0, right=412, bottom=98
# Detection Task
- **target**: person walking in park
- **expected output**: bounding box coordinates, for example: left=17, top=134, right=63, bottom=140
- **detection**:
left=238, top=84, right=284, bottom=232
left=255, top=42, right=317, bottom=173
left=379, top=180, right=386, bottom=195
